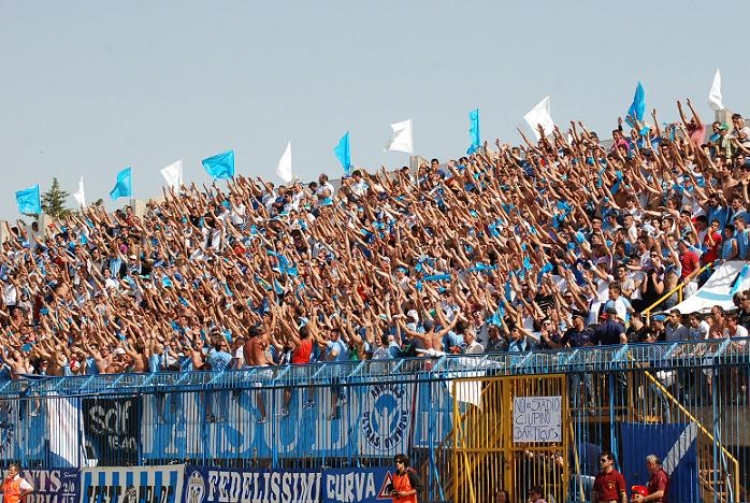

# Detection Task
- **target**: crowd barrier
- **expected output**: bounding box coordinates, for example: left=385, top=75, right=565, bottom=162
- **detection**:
left=0, top=340, right=749, bottom=503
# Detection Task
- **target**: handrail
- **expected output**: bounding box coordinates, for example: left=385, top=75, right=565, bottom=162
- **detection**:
left=642, top=261, right=715, bottom=322
left=639, top=360, right=740, bottom=499
left=2, top=341, right=747, bottom=397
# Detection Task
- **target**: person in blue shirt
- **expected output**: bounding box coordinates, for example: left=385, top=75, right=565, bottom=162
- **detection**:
left=201, top=336, right=233, bottom=422
left=206, top=337, right=233, bottom=372
left=720, top=224, right=738, bottom=261
left=704, top=192, right=728, bottom=230
left=323, top=328, right=349, bottom=419
left=735, top=216, right=750, bottom=260
left=506, top=324, right=533, bottom=353
left=727, top=197, right=750, bottom=227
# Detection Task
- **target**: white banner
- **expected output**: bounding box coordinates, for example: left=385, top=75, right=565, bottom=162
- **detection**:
left=513, top=396, right=562, bottom=443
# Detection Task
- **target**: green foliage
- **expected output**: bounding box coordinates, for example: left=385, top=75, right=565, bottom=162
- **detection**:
left=41, top=177, right=72, bottom=218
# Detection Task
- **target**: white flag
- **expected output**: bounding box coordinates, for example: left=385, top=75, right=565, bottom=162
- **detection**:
left=523, top=96, right=555, bottom=140
left=276, top=141, right=293, bottom=184
left=160, top=159, right=183, bottom=189
left=72, top=176, right=86, bottom=209
left=708, top=69, right=724, bottom=112
left=386, top=119, right=414, bottom=154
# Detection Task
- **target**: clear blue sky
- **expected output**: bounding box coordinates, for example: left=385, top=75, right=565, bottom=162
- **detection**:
left=1, top=1, right=749, bottom=219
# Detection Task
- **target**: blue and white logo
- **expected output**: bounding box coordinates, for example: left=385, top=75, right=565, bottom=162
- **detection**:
left=186, top=470, right=206, bottom=503
left=361, top=383, right=409, bottom=451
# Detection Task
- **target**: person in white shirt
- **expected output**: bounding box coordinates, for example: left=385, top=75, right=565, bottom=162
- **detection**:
left=286, top=182, right=306, bottom=212
left=730, top=113, right=750, bottom=147
left=229, top=194, right=246, bottom=227
left=316, top=174, right=335, bottom=202
left=463, top=330, right=484, bottom=354
left=350, top=170, right=369, bottom=198
left=603, top=283, right=630, bottom=325
left=723, top=312, right=748, bottom=345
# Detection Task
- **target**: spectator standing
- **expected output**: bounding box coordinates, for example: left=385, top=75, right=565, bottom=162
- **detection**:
left=0, top=463, right=33, bottom=503
left=592, top=307, right=627, bottom=346
left=463, top=329, right=484, bottom=354
left=664, top=310, right=689, bottom=342
left=730, top=113, right=750, bottom=148
left=592, top=450, right=627, bottom=503
left=386, top=454, right=423, bottom=503
left=632, top=455, right=669, bottom=503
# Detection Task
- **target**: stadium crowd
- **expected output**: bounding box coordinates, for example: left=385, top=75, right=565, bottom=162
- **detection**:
left=1, top=101, right=750, bottom=381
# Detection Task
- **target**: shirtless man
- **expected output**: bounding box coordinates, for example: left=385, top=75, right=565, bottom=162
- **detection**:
left=243, top=326, right=274, bottom=424
left=397, top=304, right=458, bottom=354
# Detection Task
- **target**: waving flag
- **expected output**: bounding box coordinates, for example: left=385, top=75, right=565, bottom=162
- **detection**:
left=109, top=167, right=132, bottom=200
left=625, top=82, right=646, bottom=127
left=708, top=69, right=724, bottom=112
left=15, top=184, right=41, bottom=214
left=276, top=141, right=293, bottom=184
left=334, top=132, right=351, bottom=175
left=467, top=109, right=481, bottom=154
left=524, top=96, right=554, bottom=140
left=202, top=150, right=235, bottom=180
left=386, top=119, right=414, bottom=154
left=160, top=159, right=183, bottom=189
left=72, top=176, right=86, bottom=209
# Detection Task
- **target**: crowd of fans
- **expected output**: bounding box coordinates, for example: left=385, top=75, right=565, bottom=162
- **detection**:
left=1, top=101, right=750, bottom=381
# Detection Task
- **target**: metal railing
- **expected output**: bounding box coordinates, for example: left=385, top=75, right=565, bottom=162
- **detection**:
left=642, top=261, right=715, bottom=321
left=1, top=341, right=748, bottom=502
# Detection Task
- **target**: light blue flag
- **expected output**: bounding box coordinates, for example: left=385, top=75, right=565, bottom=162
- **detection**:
left=202, top=150, right=235, bottom=180
left=109, top=167, right=133, bottom=200
left=334, top=132, right=351, bottom=175
left=625, top=82, right=645, bottom=127
left=467, top=108, right=481, bottom=154
left=15, top=184, right=41, bottom=214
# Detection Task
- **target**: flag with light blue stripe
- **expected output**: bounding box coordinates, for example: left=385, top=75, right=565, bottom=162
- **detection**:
left=625, top=82, right=646, bottom=127
left=15, top=184, right=41, bottom=214
left=109, top=167, right=132, bottom=200
left=334, top=131, right=351, bottom=175
left=467, top=108, right=481, bottom=154
left=202, top=150, right=235, bottom=180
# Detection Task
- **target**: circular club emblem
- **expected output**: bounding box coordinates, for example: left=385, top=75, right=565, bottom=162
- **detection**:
left=362, top=383, right=409, bottom=450
left=186, top=470, right=206, bottom=503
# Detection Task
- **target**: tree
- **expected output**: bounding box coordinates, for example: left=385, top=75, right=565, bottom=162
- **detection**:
left=41, top=178, right=72, bottom=219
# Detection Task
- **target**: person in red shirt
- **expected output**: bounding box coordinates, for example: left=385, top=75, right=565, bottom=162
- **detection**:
left=677, top=240, right=700, bottom=283
left=0, top=463, right=33, bottom=503
left=281, top=317, right=319, bottom=416
left=633, top=455, right=669, bottom=503
left=701, top=219, right=723, bottom=266
left=387, top=454, right=423, bottom=503
left=592, top=451, right=627, bottom=503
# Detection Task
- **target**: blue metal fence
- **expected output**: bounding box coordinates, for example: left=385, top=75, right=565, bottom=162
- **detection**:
left=1, top=341, right=748, bottom=502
